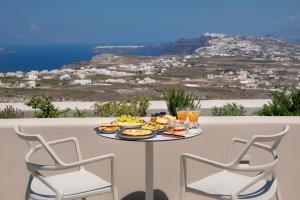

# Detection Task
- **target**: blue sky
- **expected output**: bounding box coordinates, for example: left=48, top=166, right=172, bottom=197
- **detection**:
left=0, top=0, right=300, bottom=45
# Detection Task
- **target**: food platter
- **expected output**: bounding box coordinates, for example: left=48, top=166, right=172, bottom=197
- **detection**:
left=113, top=115, right=146, bottom=128
left=141, top=124, right=166, bottom=134
left=117, top=129, right=157, bottom=140
left=96, top=123, right=120, bottom=134
left=114, top=122, right=145, bottom=128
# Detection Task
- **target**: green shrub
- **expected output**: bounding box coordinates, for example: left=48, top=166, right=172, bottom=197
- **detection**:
left=256, top=88, right=300, bottom=116
left=26, top=96, right=70, bottom=118
left=163, top=88, right=200, bottom=116
left=94, top=96, right=151, bottom=117
left=73, top=107, right=86, bottom=118
left=212, top=103, right=246, bottom=116
left=0, top=105, right=24, bottom=118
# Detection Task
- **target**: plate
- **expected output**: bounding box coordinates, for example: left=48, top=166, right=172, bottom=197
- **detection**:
left=141, top=124, right=166, bottom=134
left=113, top=121, right=146, bottom=129
left=117, top=133, right=157, bottom=140
left=95, top=127, right=120, bottom=134
left=118, top=129, right=156, bottom=140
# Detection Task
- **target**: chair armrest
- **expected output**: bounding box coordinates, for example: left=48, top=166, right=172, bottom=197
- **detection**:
left=181, top=153, right=229, bottom=169
left=62, top=154, right=115, bottom=169
left=34, top=137, right=83, bottom=162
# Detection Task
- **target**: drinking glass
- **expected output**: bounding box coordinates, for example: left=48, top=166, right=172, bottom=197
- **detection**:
left=176, top=107, right=188, bottom=122
left=188, top=109, right=200, bottom=128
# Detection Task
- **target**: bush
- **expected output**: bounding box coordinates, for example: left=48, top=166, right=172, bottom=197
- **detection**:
left=73, top=107, right=86, bottom=118
left=26, top=96, right=70, bottom=118
left=212, top=103, right=246, bottom=116
left=163, top=88, right=200, bottom=116
left=0, top=105, right=24, bottom=118
left=94, top=96, right=151, bottom=117
left=256, top=88, right=300, bottom=116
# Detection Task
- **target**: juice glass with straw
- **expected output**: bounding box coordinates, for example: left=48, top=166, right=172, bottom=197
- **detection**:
left=188, top=109, right=200, bottom=128
left=176, top=107, right=188, bottom=122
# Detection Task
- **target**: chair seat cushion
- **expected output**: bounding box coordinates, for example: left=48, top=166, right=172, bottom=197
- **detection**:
left=187, top=170, right=277, bottom=200
left=30, top=170, right=111, bottom=199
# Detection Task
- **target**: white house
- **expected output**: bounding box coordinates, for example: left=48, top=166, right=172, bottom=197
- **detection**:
left=49, top=69, right=60, bottom=75
left=16, top=71, right=24, bottom=78
left=6, top=72, right=16, bottom=77
left=39, top=70, right=49, bottom=75
left=105, top=79, right=126, bottom=84
left=59, top=74, right=71, bottom=80
left=137, top=77, right=156, bottom=85
left=27, top=74, right=39, bottom=81
left=73, top=79, right=92, bottom=85
left=42, top=76, right=53, bottom=80
left=27, top=80, right=36, bottom=88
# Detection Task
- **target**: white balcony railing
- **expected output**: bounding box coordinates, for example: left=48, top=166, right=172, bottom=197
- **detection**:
left=0, top=116, right=299, bottom=200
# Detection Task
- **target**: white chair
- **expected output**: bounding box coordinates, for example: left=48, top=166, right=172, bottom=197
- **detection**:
left=180, top=125, right=289, bottom=200
left=15, top=125, right=118, bottom=200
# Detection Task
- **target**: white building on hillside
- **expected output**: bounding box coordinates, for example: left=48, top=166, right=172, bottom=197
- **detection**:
left=73, top=79, right=92, bottom=85
left=105, top=79, right=126, bottom=84
left=27, top=74, right=39, bottom=81
left=27, top=80, right=36, bottom=88
left=59, top=74, right=71, bottom=80
left=6, top=72, right=16, bottom=77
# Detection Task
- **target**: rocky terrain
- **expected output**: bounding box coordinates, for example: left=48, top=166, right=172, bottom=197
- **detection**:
left=194, top=33, right=300, bottom=61
left=1, top=33, right=300, bottom=102
left=91, top=37, right=208, bottom=56
left=90, top=33, right=300, bottom=60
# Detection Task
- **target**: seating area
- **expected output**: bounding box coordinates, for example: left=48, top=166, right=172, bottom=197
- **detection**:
left=181, top=126, right=289, bottom=200
left=15, top=125, right=117, bottom=200
left=0, top=117, right=299, bottom=200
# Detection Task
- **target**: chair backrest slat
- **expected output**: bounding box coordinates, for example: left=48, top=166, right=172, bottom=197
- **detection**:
left=15, top=125, right=63, bottom=170
left=231, top=125, right=289, bottom=173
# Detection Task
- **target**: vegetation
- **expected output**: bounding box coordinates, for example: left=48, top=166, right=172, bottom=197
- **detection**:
left=0, top=105, right=24, bottom=118
left=212, top=103, right=246, bottom=116
left=163, top=88, right=200, bottom=116
left=73, top=107, right=86, bottom=118
left=94, top=96, right=151, bottom=117
left=26, top=96, right=70, bottom=118
left=256, top=88, right=300, bottom=116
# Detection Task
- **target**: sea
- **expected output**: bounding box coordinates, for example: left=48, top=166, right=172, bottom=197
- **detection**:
left=0, top=44, right=99, bottom=72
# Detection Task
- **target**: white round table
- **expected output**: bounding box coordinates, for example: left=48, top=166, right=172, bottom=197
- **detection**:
left=96, top=128, right=202, bottom=200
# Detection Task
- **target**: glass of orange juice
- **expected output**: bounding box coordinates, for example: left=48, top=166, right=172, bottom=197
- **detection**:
left=188, top=109, right=200, bottom=128
left=176, top=107, right=188, bottom=122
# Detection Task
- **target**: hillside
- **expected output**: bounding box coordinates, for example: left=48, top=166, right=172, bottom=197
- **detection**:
left=91, top=37, right=208, bottom=56
left=91, top=33, right=300, bottom=61
left=194, top=33, right=300, bottom=61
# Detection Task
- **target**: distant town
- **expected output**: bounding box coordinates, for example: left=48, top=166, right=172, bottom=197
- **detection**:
left=1, top=33, right=300, bottom=102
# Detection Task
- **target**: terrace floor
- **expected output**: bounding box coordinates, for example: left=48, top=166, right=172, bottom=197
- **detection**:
left=0, top=116, right=299, bottom=200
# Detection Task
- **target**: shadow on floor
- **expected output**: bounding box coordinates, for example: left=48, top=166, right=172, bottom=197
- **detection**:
left=122, top=189, right=168, bottom=200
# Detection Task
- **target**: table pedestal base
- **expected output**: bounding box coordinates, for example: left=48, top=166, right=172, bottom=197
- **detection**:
left=122, top=189, right=168, bottom=200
